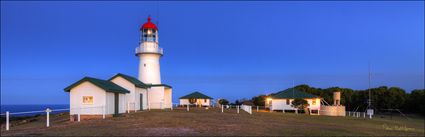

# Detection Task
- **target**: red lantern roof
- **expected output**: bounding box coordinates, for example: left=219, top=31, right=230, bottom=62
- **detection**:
left=140, top=16, right=158, bottom=30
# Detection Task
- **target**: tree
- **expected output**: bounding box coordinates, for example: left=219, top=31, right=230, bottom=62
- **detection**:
left=404, top=89, right=425, bottom=115
left=235, top=100, right=240, bottom=105
left=252, top=95, right=267, bottom=106
left=291, top=98, right=309, bottom=113
left=218, top=99, right=229, bottom=106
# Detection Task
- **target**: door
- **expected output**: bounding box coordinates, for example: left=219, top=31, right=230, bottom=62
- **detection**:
left=114, top=93, right=119, bottom=116
left=140, top=94, right=143, bottom=110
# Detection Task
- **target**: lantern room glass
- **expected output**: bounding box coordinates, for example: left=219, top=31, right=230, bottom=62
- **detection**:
left=141, top=28, right=158, bottom=43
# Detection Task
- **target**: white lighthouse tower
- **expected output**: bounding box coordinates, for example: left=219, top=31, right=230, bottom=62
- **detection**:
left=136, top=16, right=172, bottom=109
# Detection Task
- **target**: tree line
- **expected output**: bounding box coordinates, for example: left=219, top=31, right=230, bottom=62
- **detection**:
left=247, top=84, right=424, bottom=115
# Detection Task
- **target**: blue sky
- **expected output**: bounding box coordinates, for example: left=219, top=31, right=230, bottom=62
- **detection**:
left=1, top=1, right=424, bottom=105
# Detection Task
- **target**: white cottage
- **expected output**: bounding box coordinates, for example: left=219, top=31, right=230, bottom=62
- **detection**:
left=64, top=77, right=130, bottom=120
left=179, top=91, right=213, bottom=107
left=266, top=88, right=321, bottom=113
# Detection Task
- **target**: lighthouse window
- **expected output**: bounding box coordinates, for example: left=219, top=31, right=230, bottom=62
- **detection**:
left=144, top=64, right=146, bottom=67
left=312, top=100, right=316, bottom=105
left=286, top=99, right=290, bottom=105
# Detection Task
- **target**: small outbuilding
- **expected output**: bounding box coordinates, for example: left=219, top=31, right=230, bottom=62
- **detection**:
left=109, top=73, right=149, bottom=111
left=179, top=91, right=213, bottom=107
left=64, top=77, right=130, bottom=120
left=266, top=88, right=321, bottom=113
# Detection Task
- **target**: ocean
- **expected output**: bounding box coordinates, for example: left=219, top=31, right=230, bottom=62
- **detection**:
left=1, top=104, right=69, bottom=117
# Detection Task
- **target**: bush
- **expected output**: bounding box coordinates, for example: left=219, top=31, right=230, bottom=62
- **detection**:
left=218, top=99, right=229, bottom=105
left=291, top=98, right=309, bottom=110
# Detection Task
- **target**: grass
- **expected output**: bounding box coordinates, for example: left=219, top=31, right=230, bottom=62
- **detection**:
left=1, top=107, right=424, bottom=136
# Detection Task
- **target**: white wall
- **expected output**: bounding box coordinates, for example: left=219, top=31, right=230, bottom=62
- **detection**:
left=105, top=92, right=127, bottom=114
left=138, top=53, right=162, bottom=84
left=148, top=86, right=165, bottom=109
left=119, top=93, right=126, bottom=113
left=70, top=81, right=106, bottom=115
left=179, top=99, right=189, bottom=105
left=105, top=92, right=115, bottom=114
left=271, top=98, right=321, bottom=111
left=164, top=88, right=172, bottom=108
left=179, top=99, right=211, bottom=106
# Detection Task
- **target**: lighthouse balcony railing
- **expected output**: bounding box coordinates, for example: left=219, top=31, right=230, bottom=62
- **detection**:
left=135, top=46, right=163, bottom=55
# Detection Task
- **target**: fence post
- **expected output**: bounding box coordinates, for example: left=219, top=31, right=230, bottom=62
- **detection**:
left=6, top=111, right=9, bottom=131
left=102, top=106, right=106, bottom=119
left=363, top=112, right=365, bottom=118
left=171, top=103, right=173, bottom=110
left=160, top=102, right=163, bottom=110
left=257, top=106, right=259, bottom=112
left=249, top=107, right=252, bottom=114
left=78, top=112, right=81, bottom=122
left=283, top=109, right=285, bottom=113
left=318, top=109, right=320, bottom=115
left=237, top=105, right=240, bottom=114
left=221, top=105, right=224, bottom=113
left=187, top=105, right=189, bottom=111
left=127, top=102, right=129, bottom=113
left=46, top=108, right=51, bottom=127
left=134, top=103, right=137, bottom=112
left=148, top=103, right=151, bottom=111
left=295, top=109, right=298, bottom=114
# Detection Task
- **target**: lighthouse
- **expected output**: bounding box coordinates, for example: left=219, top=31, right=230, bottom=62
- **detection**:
left=136, top=16, right=172, bottom=109
left=136, top=16, right=162, bottom=84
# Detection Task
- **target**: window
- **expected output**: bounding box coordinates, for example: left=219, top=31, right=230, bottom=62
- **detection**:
left=144, top=64, right=146, bottom=67
left=83, top=96, right=93, bottom=104
left=312, top=100, right=316, bottom=105
left=286, top=99, right=290, bottom=105
left=204, top=99, right=207, bottom=103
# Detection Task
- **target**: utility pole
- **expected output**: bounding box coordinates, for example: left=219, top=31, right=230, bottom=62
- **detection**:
left=367, top=62, right=374, bottom=119
left=368, top=62, right=371, bottom=109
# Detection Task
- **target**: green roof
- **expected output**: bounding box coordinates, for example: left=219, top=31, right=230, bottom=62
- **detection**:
left=64, top=77, right=130, bottom=94
left=271, top=88, right=318, bottom=99
left=109, top=73, right=148, bottom=88
left=179, top=91, right=212, bottom=99
left=148, top=84, right=172, bottom=88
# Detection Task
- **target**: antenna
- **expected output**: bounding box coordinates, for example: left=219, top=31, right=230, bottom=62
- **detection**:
left=156, top=0, right=160, bottom=28
left=292, top=80, right=295, bottom=98
left=367, top=62, right=372, bottom=109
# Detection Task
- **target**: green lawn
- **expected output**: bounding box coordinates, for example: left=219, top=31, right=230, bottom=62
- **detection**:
left=1, top=107, right=424, bottom=136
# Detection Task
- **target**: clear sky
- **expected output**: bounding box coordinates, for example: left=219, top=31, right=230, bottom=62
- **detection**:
left=1, top=1, right=424, bottom=105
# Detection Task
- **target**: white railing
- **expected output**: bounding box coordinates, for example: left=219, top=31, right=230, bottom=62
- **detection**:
left=346, top=111, right=367, bottom=118
left=1, top=106, right=109, bottom=131
left=241, top=105, right=253, bottom=114
left=135, top=46, right=163, bottom=55
left=1, top=108, right=69, bottom=131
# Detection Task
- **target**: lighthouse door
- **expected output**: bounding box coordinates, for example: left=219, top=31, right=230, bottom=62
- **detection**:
left=140, top=94, right=143, bottom=110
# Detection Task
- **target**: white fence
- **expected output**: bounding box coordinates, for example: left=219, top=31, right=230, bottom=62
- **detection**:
left=346, top=111, right=370, bottom=119
left=0, top=106, right=110, bottom=131
left=240, top=105, right=253, bottom=114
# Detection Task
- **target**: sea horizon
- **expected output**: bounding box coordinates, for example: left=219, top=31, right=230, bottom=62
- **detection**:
left=1, top=104, right=70, bottom=116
